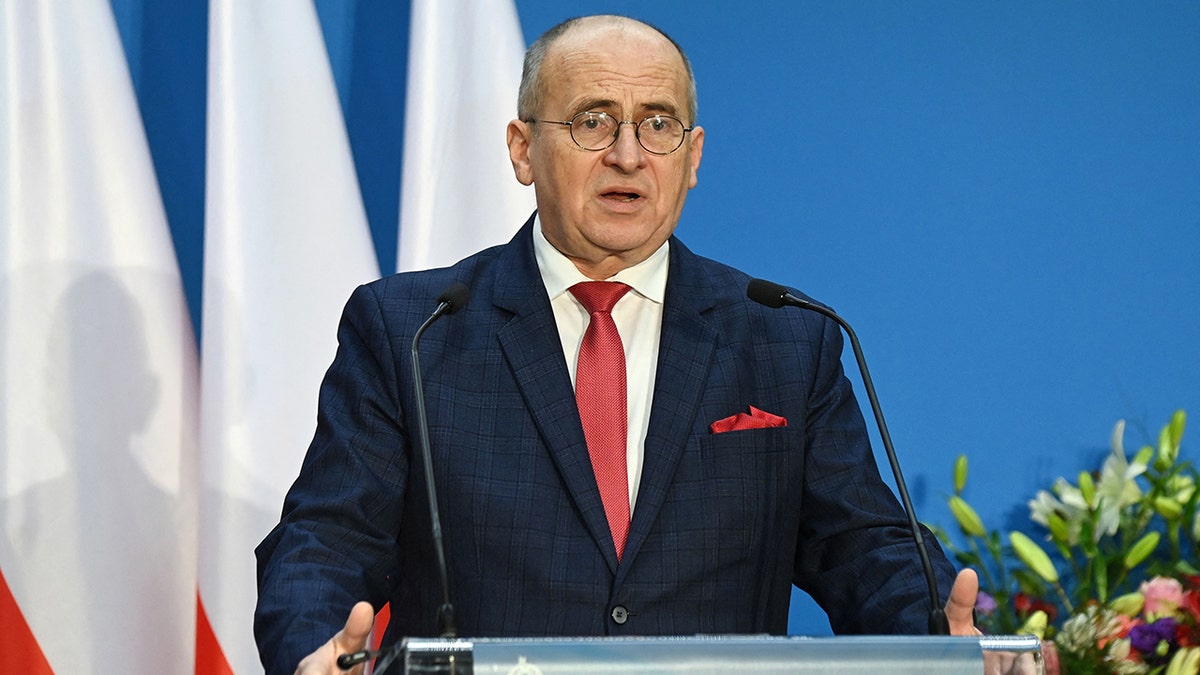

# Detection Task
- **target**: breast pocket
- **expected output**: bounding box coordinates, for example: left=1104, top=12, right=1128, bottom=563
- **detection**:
left=666, top=426, right=805, bottom=561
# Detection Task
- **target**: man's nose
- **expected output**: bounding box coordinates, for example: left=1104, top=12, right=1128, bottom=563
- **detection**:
left=604, top=121, right=647, bottom=170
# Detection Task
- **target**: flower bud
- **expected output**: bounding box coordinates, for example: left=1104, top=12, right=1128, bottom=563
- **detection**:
left=1047, top=513, right=1071, bottom=546
left=1163, top=645, right=1200, bottom=675
left=1124, top=531, right=1161, bottom=570
left=1168, top=409, right=1186, bottom=449
left=1170, top=475, right=1196, bottom=504
left=950, top=496, right=987, bottom=537
left=1133, top=445, right=1154, bottom=468
left=1153, top=496, right=1184, bottom=521
left=954, top=455, right=968, bottom=495
left=1018, top=609, right=1048, bottom=639
left=1109, top=592, right=1145, bottom=617
left=1078, top=471, right=1096, bottom=506
left=1010, top=531, right=1058, bottom=583
left=1156, top=425, right=1179, bottom=472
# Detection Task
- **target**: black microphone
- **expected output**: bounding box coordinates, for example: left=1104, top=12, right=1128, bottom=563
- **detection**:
left=746, top=278, right=951, bottom=636
left=338, top=281, right=470, bottom=672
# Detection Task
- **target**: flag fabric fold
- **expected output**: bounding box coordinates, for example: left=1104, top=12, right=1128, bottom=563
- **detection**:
left=397, top=0, right=535, bottom=272
left=201, top=0, right=381, bottom=671
left=0, top=1, right=200, bottom=673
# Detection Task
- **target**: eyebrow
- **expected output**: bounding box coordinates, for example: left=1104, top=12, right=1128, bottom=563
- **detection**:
left=571, top=98, right=679, bottom=118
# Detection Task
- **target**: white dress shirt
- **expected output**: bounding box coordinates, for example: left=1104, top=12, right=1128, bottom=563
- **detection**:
left=532, top=216, right=667, bottom=515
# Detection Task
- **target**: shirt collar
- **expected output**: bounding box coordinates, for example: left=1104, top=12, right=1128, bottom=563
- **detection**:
left=533, top=213, right=669, bottom=304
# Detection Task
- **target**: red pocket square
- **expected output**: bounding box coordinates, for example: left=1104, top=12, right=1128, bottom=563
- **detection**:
left=709, top=406, right=788, bottom=434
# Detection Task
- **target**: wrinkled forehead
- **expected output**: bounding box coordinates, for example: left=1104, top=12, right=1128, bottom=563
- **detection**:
left=542, top=24, right=691, bottom=117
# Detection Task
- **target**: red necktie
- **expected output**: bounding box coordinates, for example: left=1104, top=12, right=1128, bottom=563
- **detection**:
left=570, top=281, right=633, bottom=560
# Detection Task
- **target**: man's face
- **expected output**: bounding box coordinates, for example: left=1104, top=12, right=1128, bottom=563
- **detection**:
left=507, top=23, right=704, bottom=279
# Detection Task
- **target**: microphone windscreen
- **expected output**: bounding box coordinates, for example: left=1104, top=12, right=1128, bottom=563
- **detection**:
left=437, top=282, right=470, bottom=314
left=746, top=278, right=789, bottom=309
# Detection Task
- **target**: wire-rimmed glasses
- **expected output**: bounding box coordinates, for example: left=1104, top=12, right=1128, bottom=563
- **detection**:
left=527, top=111, right=695, bottom=155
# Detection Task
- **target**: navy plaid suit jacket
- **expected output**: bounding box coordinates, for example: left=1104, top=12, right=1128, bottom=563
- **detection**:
left=254, top=215, right=955, bottom=672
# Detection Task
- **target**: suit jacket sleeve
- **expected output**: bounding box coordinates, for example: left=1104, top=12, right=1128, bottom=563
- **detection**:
left=254, top=282, right=409, bottom=674
left=790, top=311, right=955, bottom=634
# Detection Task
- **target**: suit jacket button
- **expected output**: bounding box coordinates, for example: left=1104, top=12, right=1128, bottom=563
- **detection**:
left=610, top=605, right=629, bottom=625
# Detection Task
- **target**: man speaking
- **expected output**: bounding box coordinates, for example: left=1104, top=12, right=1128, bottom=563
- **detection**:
left=255, top=14, right=981, bottom=674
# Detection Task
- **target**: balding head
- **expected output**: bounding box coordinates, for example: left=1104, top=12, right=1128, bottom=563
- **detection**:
left=518, top=15, right=698, bottom=124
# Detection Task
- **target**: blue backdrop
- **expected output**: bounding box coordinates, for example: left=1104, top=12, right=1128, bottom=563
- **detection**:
left=108, top=0, right=1199, bottom=635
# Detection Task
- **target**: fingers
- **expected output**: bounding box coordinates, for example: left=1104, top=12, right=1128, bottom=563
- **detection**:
left=946, top=568, right=982, bottom=636
left=334, top=601, right=376, bottom=654
left=294, top=602, right=376, bottom=675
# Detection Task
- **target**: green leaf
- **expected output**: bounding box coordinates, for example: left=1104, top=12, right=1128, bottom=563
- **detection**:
left=987, top=530, right=1002, bottom=554
left=954, top=551, right=982, bottom=567
left=1010, top=531, right=1058, bottom=583
left=1080, top=519, right=1099, bottom=557
left=1051, top=536, right=1074, bottom=563
left=1012, top=569, right=1048, bottom=596
left=1095, top=562, right=1109, bottom=603
left=954, top=455, right=969, bottom=494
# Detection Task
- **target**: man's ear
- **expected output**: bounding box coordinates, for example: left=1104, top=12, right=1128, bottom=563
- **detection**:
left=507, top=120, right=535, bottom=186
left=686, top=125, right=704, bottom=189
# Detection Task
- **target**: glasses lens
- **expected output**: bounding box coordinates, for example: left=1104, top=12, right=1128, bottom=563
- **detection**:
left=570, top=112, right=617, bottom=150
left=637, top=115, right=685, bottom=154
left=566, top=112, right=688, bottom=154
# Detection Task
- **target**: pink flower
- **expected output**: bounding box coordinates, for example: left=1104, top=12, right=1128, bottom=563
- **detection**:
left=1141, top=577, right=1184, bottom=615
left=1114, top=614, right=1138, bottom=639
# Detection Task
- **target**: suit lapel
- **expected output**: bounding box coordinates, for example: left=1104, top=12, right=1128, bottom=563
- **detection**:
left=619, top=240, right=719, bottom=573
left=492, top=220, right=621, bottom=572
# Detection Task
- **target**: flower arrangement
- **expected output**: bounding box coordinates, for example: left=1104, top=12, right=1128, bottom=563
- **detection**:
left=1051, top=576, right=1200, bottom=674
left=938, top=410, right=1200, bottom=674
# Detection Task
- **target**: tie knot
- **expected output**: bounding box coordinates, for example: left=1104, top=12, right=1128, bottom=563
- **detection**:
left=570, top=281, right=631, bottom=314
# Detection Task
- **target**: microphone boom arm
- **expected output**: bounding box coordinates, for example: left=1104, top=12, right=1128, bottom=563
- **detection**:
left=747, top=279, right=950, bottom=635
left=411, top=299, right=460, bottom=640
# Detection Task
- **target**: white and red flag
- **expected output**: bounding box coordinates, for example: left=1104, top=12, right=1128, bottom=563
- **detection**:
left=200, top=0, right=381, bottom=671
left=0, top=0, right=200, bottom=672
left=397, top=0, right=534, bottom=272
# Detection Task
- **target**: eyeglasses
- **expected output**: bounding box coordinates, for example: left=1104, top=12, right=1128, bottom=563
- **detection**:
left=527, top=111, right=695, bottom=155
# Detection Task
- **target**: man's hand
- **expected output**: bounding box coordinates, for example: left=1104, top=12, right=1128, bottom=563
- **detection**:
left=948, top=569, right=1041, bottom=675
left=294, top=601, right=375, bottom=675
left=946, top=568, right=982, bottom=636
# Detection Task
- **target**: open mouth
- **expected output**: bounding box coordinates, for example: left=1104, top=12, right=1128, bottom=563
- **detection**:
left=603, top=191, right=641, bottom=203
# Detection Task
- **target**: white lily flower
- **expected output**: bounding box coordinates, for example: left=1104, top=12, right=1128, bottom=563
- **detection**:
left=1029, top=487, right=1084, bottom=545
left=1055, top=477, right=1090, bottom=510
left=1093, top=420, right=1145, bottom=536
left=1029, top=490, right=1061, bottom=527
